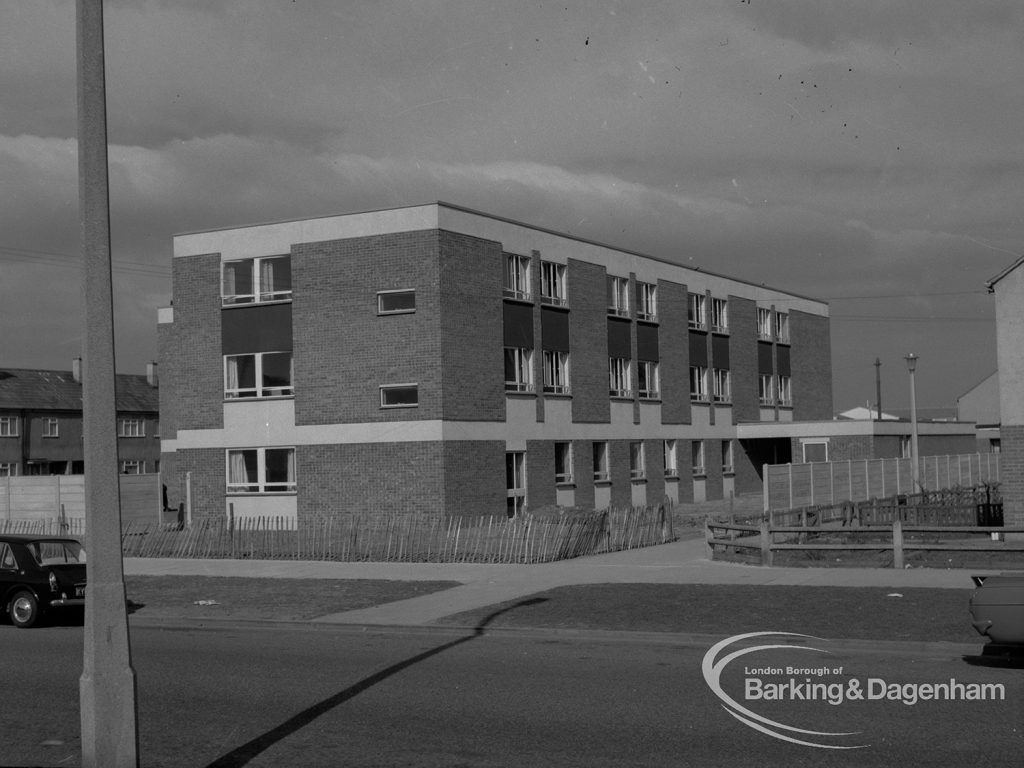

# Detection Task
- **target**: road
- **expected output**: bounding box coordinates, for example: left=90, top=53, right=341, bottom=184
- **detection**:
left=2, top=619, right=1022, bottom=767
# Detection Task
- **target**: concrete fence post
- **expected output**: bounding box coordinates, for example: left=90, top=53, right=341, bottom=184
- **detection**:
left=760, top=521, right=773, bottom=567
left=892, top=519, right=904, bottom=569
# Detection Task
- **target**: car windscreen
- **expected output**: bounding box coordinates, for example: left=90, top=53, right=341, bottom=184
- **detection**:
left=28, top=540, right=86, bottom=566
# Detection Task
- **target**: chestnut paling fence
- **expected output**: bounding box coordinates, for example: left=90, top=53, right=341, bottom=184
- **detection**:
left=1, top=505, right=676, bottom=564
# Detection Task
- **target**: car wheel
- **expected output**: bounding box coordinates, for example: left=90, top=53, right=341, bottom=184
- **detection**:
left=9, top=591, right=41, bottom=628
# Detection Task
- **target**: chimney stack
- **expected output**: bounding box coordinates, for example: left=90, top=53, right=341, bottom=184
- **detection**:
left=72, top=357, right=83, bottom=384
left=146, top=361, right=158, bottom=388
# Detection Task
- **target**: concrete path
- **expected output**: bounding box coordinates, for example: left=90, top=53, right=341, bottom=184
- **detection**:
left=124, top=535, right=997, bottom=627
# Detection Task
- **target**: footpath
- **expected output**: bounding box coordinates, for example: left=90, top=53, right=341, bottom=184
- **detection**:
left=124, top=533, right=988, bottom=628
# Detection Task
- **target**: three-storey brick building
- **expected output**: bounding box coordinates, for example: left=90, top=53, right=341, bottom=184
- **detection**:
left=158, top=202, right=832, bottom=521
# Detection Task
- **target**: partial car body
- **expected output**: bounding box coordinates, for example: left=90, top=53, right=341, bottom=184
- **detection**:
left=969, top=572, right=1024, bottom=646
left=0, top=534, right=86, bottom=628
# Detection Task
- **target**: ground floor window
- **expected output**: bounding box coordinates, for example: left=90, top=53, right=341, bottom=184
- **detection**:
left=664, top=440, right=678, bottom=477
left=554, top=442, right=573, bottom=484
left=722, top=440, right=734, bottom=474
left=692, top=441, right=706, bottom=477
left=120, top=460, right=144, bottom=474
left=592, top=442, right=609, bottom=482
left=227, top=447, right=296, bottom=493
left=0, top=463, right=15, bottom=477
left=629, top=442, right=646, bottom=480
left=505, top=451, right=526, bottom=517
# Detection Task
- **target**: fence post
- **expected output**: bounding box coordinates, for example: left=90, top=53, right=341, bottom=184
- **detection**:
left=762, top=464, right=769, bottom=514
left=892, top=520, right=904, bottom=569
left=759, top=521, right=773, bottom=567
left=185, top=471, right=193, bottom=528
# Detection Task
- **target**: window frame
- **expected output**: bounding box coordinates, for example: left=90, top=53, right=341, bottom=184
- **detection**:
left=505, top=451, right=527, bottom=518
left=663, top=439, right=678, bottom=478
left=638, top=360, right=660, bottom=400
left=689, top=365, right=709, bottom=402
left=609, top=357, right=632, bottom=398
left=636, top=281, right=657, bottom=322
left=592, top=441, right=610, bottom=483
left=120, top=459, right=144, bottom=475
left=380, top=383, right=419, bottom=409
left=224, top=351, right=294, bottom=399
left=722, top=439, right=735, bottom=475
left=540, top=261, right=568, bottom=306
left=377, top=289, right=416, bottom=315
left=712, top=368, right=731, bottom=404
left=777, top=374, right=792, bottom=407
left=226, top=447, right=297, bottom=495
left=607, top=276, right=630, bottom=317
left=629, top=441, right=646, bottom=481
left=554, top=442, right=574, bottom=485
left=688, top=293, right=707, bottom=329
left=711, top=297, right=729, bottom=333
left=42, top=418, right=59, bottom=438
left=692, top=440, right=706, bottom=477
left=775, top=311, right=790, bottom=343
left=0, top=463, right=16, bottom=477
left=504, top=347, right=535, bottom=393
left=757, top=307, right=773, bottom=340
left=222, top=255, right=292, bottom=306
left=759, top=373, right=775, bottom=406
left=542, top=350, right=570, bottom=395
left=118, top=418, right=145, bottom=438
left=504, top=253, right=532, bottom=301
left=0, top=415, right=19, bottom=437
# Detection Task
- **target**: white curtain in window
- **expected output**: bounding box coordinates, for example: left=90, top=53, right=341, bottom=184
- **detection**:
left=286, top=449, right=295, bottom=486
left=228, top=451, right=251, bottom=486
left=260, top=258, right=275, bottom=296
left=225, top=357, right=239, bottom=394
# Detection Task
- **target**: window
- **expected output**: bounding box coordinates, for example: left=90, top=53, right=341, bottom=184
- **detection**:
left=120, top=460, right=144, bottom=474
left=688, top=293, right=706, bottom=329
left=636, top=282, right=657, bottom=321
left=609, top=357, right=632, bottom=398
left=777, top=375, right=792, bottom=407
left=638, top=360, right=660, bottom=399
left=225, top=352, right=293, bottom=399
left=506, top=451, right=526, bottom=518
left=607, top=276, right=629, bottom=317
left=900, top=435, right=912, bottom=459
left=759, top=374, right=775, bottom=406
left=592, top=442, right=609, bottom=482
left=0, top=463, right=16, bottom=477
left=222, top=255, right=292, bottom=305
left=118, top=418, right=145, bottom=438
left=227, top=447, right=296, bottom=493
left=629, top=442, right=646, bottom=480
left=504, top=347, right=535, bottom=392
left=757, top=307, right=773, bottom=340
left=540, top=261, right=567, bottom=306
left=664, top=440, right=678, bottom=477
left=0, top=543, right=15, bottom=570
left=0, top=416, right=18, bottom=437
left=689, top=365, right=708, bottom=402
left=377, top=289, right=416, bottom=314
left=542, top=351, right=570, bottom=395
left=775, top=312, right=790, bottom=343
left=504, top=253, right=532, bottom=300
left=42, top=418, right=59, bottom=438
left=711, top=297, right=729, bottom=333
left=722, top=440, right=734, bottom=474
left=712, top=368, right=731, bottom=403
left=692, top=441, right=706, bottom=476
left=380, top=384, right=419, bottom=408
left=554, top=442, right=573, bottom=484
left=802, top=440, right=829, bottom=463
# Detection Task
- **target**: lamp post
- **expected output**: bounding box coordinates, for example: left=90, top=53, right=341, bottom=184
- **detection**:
left=904, top=353, right=920, bottom=493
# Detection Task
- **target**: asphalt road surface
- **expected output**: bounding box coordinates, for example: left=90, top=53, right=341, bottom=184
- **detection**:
left=2, top=620, right=1022, bottom=767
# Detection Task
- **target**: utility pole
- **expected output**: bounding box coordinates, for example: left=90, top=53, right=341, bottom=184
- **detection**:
left=874, top=357, right=882, bottom=420
left=77, top=2, right=140, bottom=766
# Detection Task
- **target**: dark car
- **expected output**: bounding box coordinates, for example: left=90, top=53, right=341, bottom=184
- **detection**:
left=0, top=534, right=86, bottom=628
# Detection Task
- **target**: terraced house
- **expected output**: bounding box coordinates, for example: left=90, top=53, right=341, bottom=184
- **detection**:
left=158, top=202, right=832, bottom=522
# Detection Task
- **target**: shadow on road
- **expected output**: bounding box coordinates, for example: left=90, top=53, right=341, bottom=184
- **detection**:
left=203, top=597, right=550, bottom=768
left=963, top=643, right=1024, bottom=669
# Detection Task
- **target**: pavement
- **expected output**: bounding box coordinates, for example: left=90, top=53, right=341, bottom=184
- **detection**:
left=123, top=533, right=999, bottom=628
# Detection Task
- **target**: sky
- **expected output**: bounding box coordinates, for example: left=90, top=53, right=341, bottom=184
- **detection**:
left=2, top=0, right=1022, bottom=414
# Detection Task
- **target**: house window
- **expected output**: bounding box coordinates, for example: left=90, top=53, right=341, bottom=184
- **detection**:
left=540, top=261, right=567, bottom=306
left=664, top=440, right=678, bottom=478
left=688, top=293, right=706, bottom=329
left=692, top=441, right=706, bottom=476
left=592, top=442, right=609, bottom=482
left=225, top=352, right=293, bottom=399
left=380, top=384, right=419, bottom=408
left=638, top=361, right=660, bottom=400
left=504, top=347, right=535, bottom=393
left=609, top=357, right=632, bottom=398
left=377, top=289, right=416, bottom=315
left=42, top=418, right=59, bottom=438
left=900, top=435, right=912, bottom=459
left=607, top=276, right=629, bottom=317
left=118, top=418, right=145, bottom=438
left=711, top=297, right=729, bottom=333
left=227, top=447, right=296, bottom=494
left=504, top=253, right=532, bottom=301
left=636, top=282, right=657, bottom=321
left=554, top=442, right=573, bottom=484
left=757, top=307, right=773, bottom=340
left=120, top=460, right=144, bottom=475
left=712, top=368, right=731, bottom=404
left=629, top=442, right=646, bottom=480
left=689, top=365, right=708, bottom=402
left=759, top=374, right=775, bottom=406
left=0, top=416, right=18, bottom=437
left=722, top=440, right=734, bottom=474
left=775, top=312, right=790, bottom=343
left=222, top=255, right=292, bottom=305
left=778, top=375, right=792, bottom=407
left=506, top=451, right=526, bottom=518
left=0, top=463, right=16, bottom=477
left=542, top=351, right=570, bottom=395
left=802, top=440, right=829, bottom=463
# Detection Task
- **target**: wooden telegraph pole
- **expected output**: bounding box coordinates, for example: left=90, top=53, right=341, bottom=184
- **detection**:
left=76, top=1, right=140, bottom=766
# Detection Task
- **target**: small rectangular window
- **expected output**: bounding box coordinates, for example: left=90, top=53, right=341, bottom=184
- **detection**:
left=630, top=442, right=646, bottom=480
left=713, top=368, right=731, bottom=403
left=42, top=418, right=59, bottom=438
left=222, top=255, right=292, bottom=305
left=380, top=384, right=419, bottom=408
left=711, top=298, right=729, bottom=333
left=638, top=361, right=660, bottom=399
left=227, top=447, right=296, bottom=493
left=607, top=276, right=629, bottom=317
left=778, top=375, right=792, bottom=407
left=664, top=440, right=678, bottom=478
left=688, top=293, right=706, bottom=329
left=377, top=290, right=416, bottom=314
left=543, top=350, right=570, bottom=395
left=692, top=441, right=706, bottom=476
left=505, top=348, right=535, bottom=393
left=722, top=440, right=735, bottom=474
left=0, top=416, right=19, bottom=437
left=504, top=254, right=532, bottom=301
left=636, top=282, right=657, bottom=321
left=120, top=459, right=144, bottom=475
left=757, top=307, right=773, bottom=340
left=540, top=262, right=567, bottom=306
left=118, top=418, right=145, bottom=438
left=609, top=357, right=632, bottom=398
left=759, top=374, right=775, bottom=406
left=506, top=451, right=527, bottom=518
left=225, top=352, right=294, bottom=399
left=689, top=366, right=708, bottom=402
left=593, top=442, right=609, bottom=482
left=775, top=312, right=790, bottom=343
left=554, top=442, right=573, bottom=484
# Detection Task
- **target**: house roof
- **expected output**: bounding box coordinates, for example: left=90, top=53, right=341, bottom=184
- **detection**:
left=0, top=368, right=158, bottom=413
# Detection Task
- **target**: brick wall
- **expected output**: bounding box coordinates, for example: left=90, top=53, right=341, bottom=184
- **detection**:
left=659, top=280, right=691, bottom=424
left=572, top=439, right=595, bottom=509
left=644, top=438, right=665, bottom=504
left=439, top=231, right=505, bottom=421
left=568, top=259, right=610, bottom=423
left=157, top=323, right=177, bottom=441
left=174, top=447, right=224, bottom=517
left=526, top=439, right=557, bottom=510
left=443, top=441, right=507, bottom=516
left=728, top=296, right=759, bottom=423
left=292, top=231, right=443, bottom=426
left=168, top=254, right=224, bottom=430
left=1000, top=425, right=1024, bottom=527
left=790, top=309, right=833, bottom=420
left=609, top=439, right=633, bottom=508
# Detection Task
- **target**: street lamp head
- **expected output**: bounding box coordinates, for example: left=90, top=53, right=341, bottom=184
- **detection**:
left=904, top=353, right=918, bottom=373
